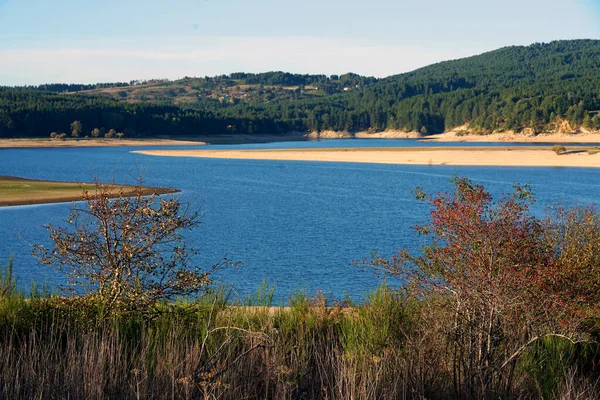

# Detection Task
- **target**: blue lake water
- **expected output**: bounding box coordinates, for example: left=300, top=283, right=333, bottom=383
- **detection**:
left=1, top=139, right=599, bottom=304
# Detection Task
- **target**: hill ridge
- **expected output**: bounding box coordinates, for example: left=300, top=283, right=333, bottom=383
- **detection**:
left=1, top=39, right=599, bottom=138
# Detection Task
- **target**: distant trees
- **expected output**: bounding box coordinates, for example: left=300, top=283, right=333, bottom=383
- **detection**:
left=31, top=82, right=130, bottom=92
left=90, top=128, right=101, bottom=138
left=70, top=120, right=82, bottom=138
left=50, top=131, right=66, bottom=140
left=592, top=115, right=600, bottom=130
left=1, top=40, right=600, bottom=138
left=105, top=129, right=116, bottom=139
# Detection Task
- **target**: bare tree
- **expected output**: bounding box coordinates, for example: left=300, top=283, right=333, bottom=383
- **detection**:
left=34, top=178, right=228, bottom=313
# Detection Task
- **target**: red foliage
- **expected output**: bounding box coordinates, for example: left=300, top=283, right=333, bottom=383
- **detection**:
left=370, top=176, right=598, bottom=396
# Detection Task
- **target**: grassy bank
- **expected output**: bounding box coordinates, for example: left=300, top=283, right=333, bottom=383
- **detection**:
left=4, top=177, right=600, bottom=399
left=0, top=176, right=178, bottom=207
left=0, top=138, right=206, bottom=148
left=1, top=264, right=598, bottom=399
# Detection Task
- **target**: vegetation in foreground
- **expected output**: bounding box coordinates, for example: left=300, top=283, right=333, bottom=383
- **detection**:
left=1, top=177, right=600, bottom=398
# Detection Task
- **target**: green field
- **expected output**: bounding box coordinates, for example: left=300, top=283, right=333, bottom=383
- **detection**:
left=0, top=176, right=176, bottom=206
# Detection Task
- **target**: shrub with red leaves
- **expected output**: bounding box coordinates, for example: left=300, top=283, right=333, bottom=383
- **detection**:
left=370, top=176, right=599, bottom=397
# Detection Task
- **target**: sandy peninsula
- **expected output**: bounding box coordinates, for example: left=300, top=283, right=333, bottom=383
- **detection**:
left=0, top=176, right=178, bottom=207
left=132, top=147, right=600, bottom=168
left=0, top=138, right=206, bottom=149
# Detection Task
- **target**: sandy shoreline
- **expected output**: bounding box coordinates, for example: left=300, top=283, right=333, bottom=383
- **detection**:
left=133, top=147, right=600, bottom=168
left=0, top=138, right=207, bottom=149
left=4, top=130, right=600, bottom=148
left=305, top=129, right=600, bottom=143
left=424, top=131, right=600, bottom=143
left=302, top=130, right=600, bottom=143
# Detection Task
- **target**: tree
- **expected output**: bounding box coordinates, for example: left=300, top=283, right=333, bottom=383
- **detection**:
left=592, top=115, right=600, bottom=130
left=105, top=129, right=116, bottom=139
left=50, top=131, right=67, bottom=140
left=33, top=178, right=226, bottom=313
left=583, top=113, right=593, bottom=129
left=91, top=128, right=101, bottom=138
left=543, top=204, right=600, bottom=309
left=368, top=177, right=594, bottom=397
left=552, top=144, right=567, bottom=155
left=70, top=120, right=82, bottom=138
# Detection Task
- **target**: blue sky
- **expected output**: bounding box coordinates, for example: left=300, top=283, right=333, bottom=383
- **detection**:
left=0, top=0, right=599, bottom=84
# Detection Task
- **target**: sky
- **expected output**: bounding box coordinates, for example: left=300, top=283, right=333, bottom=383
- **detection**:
left=0, top=0, right=599, bottom=85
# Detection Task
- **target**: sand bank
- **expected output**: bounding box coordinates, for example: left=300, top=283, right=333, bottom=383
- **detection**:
left=302, top=129, right=600, bottom=143
left=197, top=130, right=600, bottom=143
left=5, top=130, right=600, bottom=148
left=133, top=147, right=600, bottom=168
left=0, top=138, right=206, bottom=149
left=424, top=131, right=600, bottom=143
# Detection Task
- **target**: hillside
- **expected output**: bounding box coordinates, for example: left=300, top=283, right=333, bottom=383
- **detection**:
left=28, top=73, right=375, bottom=104
left=1, top=39, right=599, bottom=138
left=366, top=39, right=600, bottom=133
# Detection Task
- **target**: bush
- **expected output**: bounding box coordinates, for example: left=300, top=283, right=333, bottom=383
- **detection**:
left=553, top=144, right=567, bottom=155
left=33, top=178, right=229, bottom=314
left=368, top=176, right=598, bottom=397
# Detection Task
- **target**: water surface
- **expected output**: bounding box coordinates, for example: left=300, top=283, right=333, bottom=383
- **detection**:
left=1, top=139, right=599, bottom=303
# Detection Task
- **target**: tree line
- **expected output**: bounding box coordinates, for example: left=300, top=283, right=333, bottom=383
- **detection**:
left=1, top=39, right=599, bottom=138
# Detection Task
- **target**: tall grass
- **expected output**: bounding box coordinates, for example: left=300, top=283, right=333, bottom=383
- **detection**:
left=0, top=264, right=599, bottom=399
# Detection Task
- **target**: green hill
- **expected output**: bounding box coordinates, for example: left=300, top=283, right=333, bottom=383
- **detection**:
left=365, top=39, right=600, bottom=133
left=1, top=39, right=599, bottom=138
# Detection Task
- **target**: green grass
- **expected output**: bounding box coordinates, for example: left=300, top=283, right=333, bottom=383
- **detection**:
left=0, top=176, right=176, bottom=206
left=0, top=258, right=599, bottom=398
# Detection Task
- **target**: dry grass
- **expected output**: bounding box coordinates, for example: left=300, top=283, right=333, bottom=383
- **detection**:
left=0, top=176, right=177, bottom=207
left=0, top=280, right=597, bottom=399
left=0, top=138, right=206, bottom=148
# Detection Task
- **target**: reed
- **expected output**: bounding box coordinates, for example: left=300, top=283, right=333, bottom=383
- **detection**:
left=0, top=263, right=599, bottom=399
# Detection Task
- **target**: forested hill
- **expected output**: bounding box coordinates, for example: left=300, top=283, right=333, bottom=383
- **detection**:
left=353, top=39, right=600, bottom=133
left=1, top=39, right=600, bottom=138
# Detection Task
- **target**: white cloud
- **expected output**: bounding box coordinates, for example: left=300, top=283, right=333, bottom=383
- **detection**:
left=0, top=37, right=494, bottom=85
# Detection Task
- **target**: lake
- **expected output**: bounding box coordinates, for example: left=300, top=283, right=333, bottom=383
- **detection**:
left=1, top=139, right=600, bottom=304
